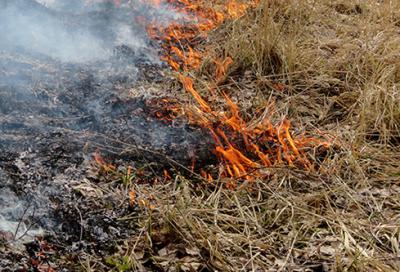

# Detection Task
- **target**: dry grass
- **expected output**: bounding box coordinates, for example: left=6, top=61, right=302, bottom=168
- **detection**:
left=202, top=0, right=400, bottom=145
left=82, top=0, right=400, bottom=271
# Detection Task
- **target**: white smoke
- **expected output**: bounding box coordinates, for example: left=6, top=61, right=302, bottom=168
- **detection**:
left=0, top=188, right=44, bottom=244
left=35, top=0, right=56, bottom=7
left=0, top=0, right=160, bottom=63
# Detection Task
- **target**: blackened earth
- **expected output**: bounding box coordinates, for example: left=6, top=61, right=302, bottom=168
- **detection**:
left=0, top=1, right=215, bottom=270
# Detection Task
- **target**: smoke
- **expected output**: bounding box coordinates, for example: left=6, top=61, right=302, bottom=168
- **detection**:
left=1, top=1, right=100, bottom=62
left=0, top=0, right=175, bottom=63
left=0, top=185, right=44, bottom=244
left=35, top=0, right=56, bottom=7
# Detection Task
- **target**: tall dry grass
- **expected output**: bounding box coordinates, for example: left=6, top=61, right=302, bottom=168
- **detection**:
left=203, top=0, right=400, bottom=146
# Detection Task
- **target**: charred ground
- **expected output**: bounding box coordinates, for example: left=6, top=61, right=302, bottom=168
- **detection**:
left=0, top=1, right=215, bottom=270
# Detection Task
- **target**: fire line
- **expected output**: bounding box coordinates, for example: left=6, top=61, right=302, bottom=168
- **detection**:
left=129, top=0, right=328, bottom=181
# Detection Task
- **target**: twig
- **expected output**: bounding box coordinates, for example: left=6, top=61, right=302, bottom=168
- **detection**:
left=15, top=206, right=42, bottom=242
left=74, top=202, right=84, bottom=242
left=14, top=204, right=31, bottom=240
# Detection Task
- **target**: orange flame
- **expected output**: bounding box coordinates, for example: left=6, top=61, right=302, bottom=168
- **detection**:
left=94, top=152, right=116, bottom=172
left=214, top=57, right=234, bottom=82
left=142, top=0, right=328, bottom=182
left=179, top=75, right=211, bottom=112
left=144, top=0, right=258, bottom=71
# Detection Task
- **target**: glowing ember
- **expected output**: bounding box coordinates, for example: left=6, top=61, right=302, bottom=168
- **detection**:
left=94, top=151, right=116, bottom=172
left=146, top=97, right=182, bottom=121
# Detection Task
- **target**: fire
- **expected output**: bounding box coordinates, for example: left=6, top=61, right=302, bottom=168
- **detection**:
left=214, top=57, right=234, bottom=83
left=140, top=0, right=328, bottom=180
left=144, top=0, right=258, bottom=71
left=146, top=97, right=182, bottom=121
left=177, top=77, right=318, bottom=179
left=94, top=151, right=116, bottom=172
left=179, top=75, right=211, bottom=113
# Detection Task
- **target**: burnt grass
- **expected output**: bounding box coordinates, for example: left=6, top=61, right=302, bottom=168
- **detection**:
left=0, top=46, right=219, bottom=269
left=0, top=2, right=218, bottom=269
